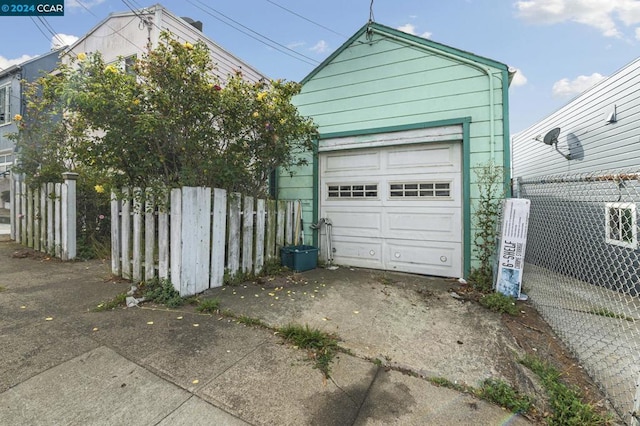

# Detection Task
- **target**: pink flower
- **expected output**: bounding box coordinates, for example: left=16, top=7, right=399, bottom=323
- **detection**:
left=98, top=214, right=105, bottom=220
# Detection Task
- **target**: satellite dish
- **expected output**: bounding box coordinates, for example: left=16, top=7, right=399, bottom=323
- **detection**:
left=543, top=127, right=561, bottom=146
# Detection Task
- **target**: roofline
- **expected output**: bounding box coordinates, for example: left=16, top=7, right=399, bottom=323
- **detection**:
left=61, top=3, right=266, bottom=78
left=300, top=21, right=509, bottom=85
left=0, top=48, right=63, bottom=78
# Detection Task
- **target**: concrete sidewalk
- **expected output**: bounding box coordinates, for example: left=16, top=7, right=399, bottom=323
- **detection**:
left=0, top=237, right=531, bottom=425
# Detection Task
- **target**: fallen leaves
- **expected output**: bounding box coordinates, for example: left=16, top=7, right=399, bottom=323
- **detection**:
left=45, top=317, right=53, bottom=321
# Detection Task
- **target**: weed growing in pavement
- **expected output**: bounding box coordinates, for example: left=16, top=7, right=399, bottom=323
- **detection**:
left=278, top=324, right=339, bottom=378
left=94, top=292, right=127, bottom=311
left=428, top=376, right=469, bottom=393
left=196, top=298, right=220, bottom=314
left=142, top=278, right=183, bottom=308
left=519, top=354, right=612, bottom=425
left=236, top=315, right=265, bottom=327
left=477, top=378, right=532, bottom=414
left=479, top=292, right=519, bottom=315
left=0, top=285, right=6, bottom=292
left=588, top=308, right=635, bottom=322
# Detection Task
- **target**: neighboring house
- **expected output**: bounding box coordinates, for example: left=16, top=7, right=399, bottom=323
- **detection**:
left=511, top=57, right=640, bottom=292
left=62, top=3, right=265, bottom=84
left=0, top=49, right=62, bottom=200
left=511, top=58, right=640, bottom=178
left=277, top=22, right=513, bottom=278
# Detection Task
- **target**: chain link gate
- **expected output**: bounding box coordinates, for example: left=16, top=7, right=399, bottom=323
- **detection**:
left=517, top=169, right=640, bottom=425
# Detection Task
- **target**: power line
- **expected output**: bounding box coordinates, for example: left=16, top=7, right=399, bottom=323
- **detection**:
left=29, top=16, right=54, bottom=45
left=264, top=0, right=347, bottom=38
left=186, top=0, right=319, bottom=66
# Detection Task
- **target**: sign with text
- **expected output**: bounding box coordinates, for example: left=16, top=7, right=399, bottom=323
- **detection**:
left=495, top=198, right=530, bottom=299
left=0, top=0, right=63, bottom=16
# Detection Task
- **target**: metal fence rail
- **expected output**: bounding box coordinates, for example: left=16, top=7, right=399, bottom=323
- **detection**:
left=518, top=169, right=640, bottom=425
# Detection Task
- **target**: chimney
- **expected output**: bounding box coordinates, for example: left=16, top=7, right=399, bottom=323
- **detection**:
left=182, top=17, right=203, bottom=32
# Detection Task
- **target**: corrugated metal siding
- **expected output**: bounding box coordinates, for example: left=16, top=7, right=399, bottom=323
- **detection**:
left=512, top=58, right=640, bottom=178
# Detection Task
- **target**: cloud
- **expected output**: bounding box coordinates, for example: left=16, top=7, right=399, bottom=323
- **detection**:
left=287, top=41, right=305, bottom=49
left=636, top=27, right=640, bottom=40
left=310, top=40, right=328, bottom=54
left=510, top=68, right=528, bottom=86
left=396, top=23, right=432, bottom=38
left=66, top=0, right=107, bottom=9
left=0, top=54, right=35, bottom=70
left=514, top=0, right=640, bottom=37
left=51, top=33, right=79, bottom=49
left=552, top=72, right=606, bottom=97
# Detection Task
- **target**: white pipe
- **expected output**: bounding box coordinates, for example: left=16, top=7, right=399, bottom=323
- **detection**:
left=369, top=27, right=498, bottom=157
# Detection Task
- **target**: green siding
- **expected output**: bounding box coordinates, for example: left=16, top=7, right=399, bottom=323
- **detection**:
left=278, top=22, right=510, bottom=276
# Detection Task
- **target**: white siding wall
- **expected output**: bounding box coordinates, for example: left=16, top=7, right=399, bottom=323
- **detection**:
left=512, top=58, right=640, bottom=179
left=66, top=5, right=265, bottom=84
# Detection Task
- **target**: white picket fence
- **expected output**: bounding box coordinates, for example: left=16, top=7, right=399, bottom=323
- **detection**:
left=9, top=172, right=78, bottom=260
left=111, top=186, right=302, bottom=296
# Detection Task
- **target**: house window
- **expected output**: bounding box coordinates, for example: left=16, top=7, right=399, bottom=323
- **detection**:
left=0, top=151, right=12, bottom=174
left=0, top=83, right=11, bottom=125
left=389, top=182, right=451, bottom=198
left=124, top=54, right=137, bottom=75
left=605, top=202, right=637, bottom=249
left=327, top=184, right=378, bottom=199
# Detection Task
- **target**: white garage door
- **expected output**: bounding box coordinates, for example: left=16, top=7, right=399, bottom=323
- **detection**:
left=319, top=142, right=462, bottom=277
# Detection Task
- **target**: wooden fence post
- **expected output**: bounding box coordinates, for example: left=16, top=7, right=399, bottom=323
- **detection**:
left=144, top=189, right=155, bottom=281
left=39, top=184, right=46, bottom=251
left=111, top=192, right=121, bottom=276
left=242, top=196, right=254, bottom=274
left=254, top=198, right=265, bottom=274
left=170, top=188, right=182, bottom=292
left=121, top=188, right=131, bottom=279
left=210, top=188, right=227, bottom=288
left=158, top=192, right=169, bottom=280
left=227, top=193, right=241, bottom=278
left=9, top=172, right=15, bottom=240
left=132, top=188, right=143, bottom=282
left=61, top=172, right=78, bottom=260
left=276, top=200, right=285, bottom=251
left=46, top=183, right=54, bottom=255
left=266, top=199, right=276, bottom=261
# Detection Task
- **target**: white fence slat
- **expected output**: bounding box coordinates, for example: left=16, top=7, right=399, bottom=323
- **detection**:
left=61, top=183, right=67, bottom=257
left=132, top=189, right=143, bottom=282
left=111, top=193, right=121, bottom=276
left=227, top=193, right=241, bottom=278
left=54, top=183, right=61, bottom=258
left=39, top=184, right=46, bottom=251
left=170, top=188, right=182, bottom=292
left=145, top=190, right=155, bottom=281
left=276, top=200, right=285, bottom=250
left=285, top=201, right=294, bottom=246
left=254, top=198, right=265, bottom=274
left=27, top=187, right=33, bottom=248
left=180, top=187, right=211, bottom=296
left=210, top=188, right=227, bottom=288
left=20, top=182, right=27, bottom=244
left=46, top=183, right=54, bottom=254
left=9, top=173, right=15, bottom=240
left=266, top=200, right=276, bottom=260
left=33, top=186, right=40, bottom=251
left=158, top=192, right=169, bottom=280
left=121, top=188, right=131, bottom=279
left=62, top=173, right=77, bottom=260
left=242, top=196, right=254, bottom=274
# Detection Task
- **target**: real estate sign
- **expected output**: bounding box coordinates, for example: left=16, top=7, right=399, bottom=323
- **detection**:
left=494, top=198, right=530, bottom=299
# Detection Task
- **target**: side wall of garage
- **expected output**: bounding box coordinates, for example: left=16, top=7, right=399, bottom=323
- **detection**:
left=278, top=22, right=510, bottom=276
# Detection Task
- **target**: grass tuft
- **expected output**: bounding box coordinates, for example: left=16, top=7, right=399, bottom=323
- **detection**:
left=196, top=298, right=220, bottom=314
left=278, top=324, right=339, bottom=378
left=477, top=378, right=532, bottom=413
left=94, top=292, right=127, bottom=311
left=588, top=308, right=634, bottom=322
left=479, top=292, right=519, bottom=315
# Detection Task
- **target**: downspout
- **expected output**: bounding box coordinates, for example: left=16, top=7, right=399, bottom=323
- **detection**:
left=368, top=27, right=498, bottom=157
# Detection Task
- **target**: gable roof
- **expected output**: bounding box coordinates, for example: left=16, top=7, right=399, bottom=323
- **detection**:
left=300, top=21, right=511, bottom=85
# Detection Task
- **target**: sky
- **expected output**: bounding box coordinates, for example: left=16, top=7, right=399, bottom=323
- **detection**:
left=1, top=0, right=640, bottom=135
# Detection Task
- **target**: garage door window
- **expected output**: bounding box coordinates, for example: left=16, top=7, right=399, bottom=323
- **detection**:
left=328, top=184, right=377, bottom=199
left=390, top=182, right=451, bottom=198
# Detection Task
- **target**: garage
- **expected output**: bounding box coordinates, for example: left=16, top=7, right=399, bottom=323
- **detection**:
left=319, top=133, right=462, bottom=277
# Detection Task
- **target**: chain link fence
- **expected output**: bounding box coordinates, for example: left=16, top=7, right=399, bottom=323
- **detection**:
left=517, top=169, right=640, bottom=425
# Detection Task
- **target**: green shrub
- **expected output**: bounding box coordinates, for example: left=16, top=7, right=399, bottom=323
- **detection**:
left=480, top=292, right=518, bottom=315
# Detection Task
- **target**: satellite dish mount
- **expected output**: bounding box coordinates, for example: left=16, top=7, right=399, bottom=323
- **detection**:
left=542, top=127, right=570, bottom=160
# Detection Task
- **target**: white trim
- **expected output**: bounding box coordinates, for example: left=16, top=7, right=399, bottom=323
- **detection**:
left=605, top=202, right=638, bottom=249
left=319, top=125, right=463, bottom=152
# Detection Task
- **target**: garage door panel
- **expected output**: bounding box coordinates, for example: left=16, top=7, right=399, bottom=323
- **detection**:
left=385, top=209, right=461, bottom=242
left=386, top=145, right=460, bottom=172
left=331, top=236, right=383, bottom=268
left=323, top=209, right=381, bottom=238
left=324, top=151, right=380, bottom=174
left=384, top=240, right=461, bottom=276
